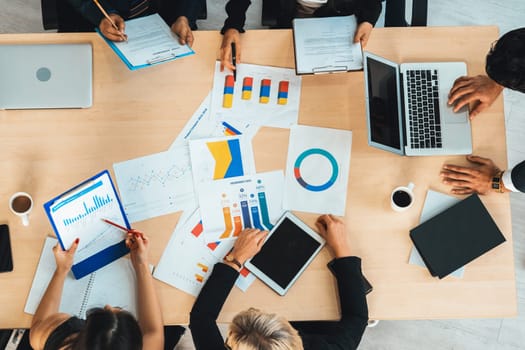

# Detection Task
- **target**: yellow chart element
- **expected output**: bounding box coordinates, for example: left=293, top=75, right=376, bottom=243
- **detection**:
left=207, top=141, right=233, bottom=179
left=259, top=96, right=269, bottom=104
left=195, top=274, right=204, bottom=283
left=223, top=94, right=233, bottom=108
left=197, top=263, right=209, bottom=273
left=278, top=97, right=287, bottom=105
left=242, top=90, right=252, bottom=100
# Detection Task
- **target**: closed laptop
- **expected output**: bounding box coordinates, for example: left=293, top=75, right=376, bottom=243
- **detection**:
left=0, top=43, right=92, bottom=109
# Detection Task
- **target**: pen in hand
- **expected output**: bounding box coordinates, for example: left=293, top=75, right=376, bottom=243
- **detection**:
left=231, top=42, right=237, bottom=81
left=93, top=0, right=127, bottom=41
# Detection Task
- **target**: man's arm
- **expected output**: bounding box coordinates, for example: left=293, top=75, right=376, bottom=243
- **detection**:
left=506, top=160, right=525, bottom=192
left=356, top=0, right=382, bottom=26
left=447, top=75, right=504, bottom=119
left=66, top=0, right=115, bottom=26
left=221, top=0, right=251, bottom=34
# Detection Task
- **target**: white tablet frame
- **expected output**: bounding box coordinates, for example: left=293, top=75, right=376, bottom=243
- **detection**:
left=245, top=211, right=325, bottom=296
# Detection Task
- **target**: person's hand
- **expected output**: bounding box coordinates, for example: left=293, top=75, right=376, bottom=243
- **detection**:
left=353, top=22, right=373, bottom=47
left=447, top=75, right=504, bottom=119
left=171, top=16, right=194, bottom=47
left=126, top=230, right=149, bottom=269
left=441, top=155, right=503, bottom=195
left=315, top=215, right=351, bottom=258
left=229, top=228, right=268, bottom=266
left=220, top=28, right=241, bottom=72
left=53, top=238, right=79, bottom=275
left=99, top=14, right=127, bottom=42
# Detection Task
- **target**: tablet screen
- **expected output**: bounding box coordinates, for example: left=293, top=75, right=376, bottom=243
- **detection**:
left=249, top=218, right=322, bottom=289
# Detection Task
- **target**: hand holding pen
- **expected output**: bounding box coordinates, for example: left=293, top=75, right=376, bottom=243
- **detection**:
left=93, top=0, right=127, bottom=42
left=102, top=218, right=148, bottom=268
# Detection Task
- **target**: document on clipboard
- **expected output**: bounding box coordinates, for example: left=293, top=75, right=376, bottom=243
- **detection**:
left=44, top=170, right=130, bottom=279
left=292, top=16, right=363, bottom=75
left=98, top=13, right=194, bottom=70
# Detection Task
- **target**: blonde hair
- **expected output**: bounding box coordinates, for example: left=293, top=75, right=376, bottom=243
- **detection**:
left=226, top=308, right=303, bottom=350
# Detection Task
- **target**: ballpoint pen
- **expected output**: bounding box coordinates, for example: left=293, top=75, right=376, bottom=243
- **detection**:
left=101, top=218, right=142, bottom=238
left=93, top=0, right=127, bottom=41
left=231, top=42, right=237, bottom=81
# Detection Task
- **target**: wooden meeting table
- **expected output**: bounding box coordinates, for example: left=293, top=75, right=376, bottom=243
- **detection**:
left=0, top=26, right=516, bottom=328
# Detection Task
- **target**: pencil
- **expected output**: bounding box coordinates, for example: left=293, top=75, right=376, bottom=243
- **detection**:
left=93, top=0, right=120, bottom=31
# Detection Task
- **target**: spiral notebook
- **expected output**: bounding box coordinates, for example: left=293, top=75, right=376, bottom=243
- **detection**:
left=24, top=237, right=139, bottom=318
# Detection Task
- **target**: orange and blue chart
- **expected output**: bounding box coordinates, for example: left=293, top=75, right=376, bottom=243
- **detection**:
left=223, top=75, right=235, bottom=108
left=278, top=81, right=289, bottom=105
left=222, top=121, right=242, bottom=136
left=242, top=77, right=253, bottom=100
left=259, top=79, right=271, bottom=104
left=206, top=139, right=245, bottom=179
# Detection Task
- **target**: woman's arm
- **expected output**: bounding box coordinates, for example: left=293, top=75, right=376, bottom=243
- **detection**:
left=29, top=239, right=79, bottom=350
left=127, top=231, right=164, bottom=350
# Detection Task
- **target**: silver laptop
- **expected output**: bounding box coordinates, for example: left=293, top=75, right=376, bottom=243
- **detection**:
left=0, top=44, right=92, bottom=109
left=363, top=52, right=472, bottom=156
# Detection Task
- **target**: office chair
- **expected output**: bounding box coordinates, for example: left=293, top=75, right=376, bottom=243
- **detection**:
left=261, top=0, right=428, bottom=27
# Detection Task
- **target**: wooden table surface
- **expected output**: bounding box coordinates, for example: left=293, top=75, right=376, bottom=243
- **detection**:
left=0, top=26, right=516, bottom=328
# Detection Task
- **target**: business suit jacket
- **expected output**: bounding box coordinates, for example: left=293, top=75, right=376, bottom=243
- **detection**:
left=221, top=0, right=382, bottom=33
left=65, top=0, right=199, bottom=29
left=189, top=256, right=369, bottom=350
left=511, top=160, right=525, bottom=192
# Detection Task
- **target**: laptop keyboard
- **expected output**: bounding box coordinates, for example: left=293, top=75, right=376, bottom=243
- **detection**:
left=407, top=69, right=442, bottom=149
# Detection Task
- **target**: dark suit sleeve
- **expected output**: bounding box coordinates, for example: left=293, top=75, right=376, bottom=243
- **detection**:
left=189, top=263, right=239, bottom=350
left=510, top=160, right=525, bottom=192
left=66, top=0, right=118, bottom=26
left=291, top=257, right=368, bottom=349
left=221, top=0, right=252, bottom=34
left=356, top=0, right=382, bottom=25
left=159, top=0, right=200, bottom=29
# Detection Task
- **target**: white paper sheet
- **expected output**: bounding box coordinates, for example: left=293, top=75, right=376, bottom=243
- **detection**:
left=169, top=93, right=259, bottom=150
left=112, top=14, right=193, bottom=67
left=408, top=190, right=464, bottom=278
left=113, top=146, right=195, bottom=223
left=210, top=62, right=302, bottom=128
left=153, top=210, right=256, bottom=295
left=189, top=135, right=256, bottom=186
left=293, top=16, right=362, bottom=74
left=283, top=125, right=352, bottom=216
left=197, top=171, right=285, bottom=242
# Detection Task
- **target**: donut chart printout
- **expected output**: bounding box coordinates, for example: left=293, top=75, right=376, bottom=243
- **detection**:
left=210, top=61, right=302, bottom=129
left=284, top=125, right=352, bottom=216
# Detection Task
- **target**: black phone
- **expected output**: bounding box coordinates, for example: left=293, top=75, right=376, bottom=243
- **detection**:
left=0, top=225, right=13, bottom=272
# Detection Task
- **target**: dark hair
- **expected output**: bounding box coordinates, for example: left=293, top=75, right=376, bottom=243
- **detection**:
left=70, top=308, right=142, bottom=350
left=485, top=28, right=525, bottom=93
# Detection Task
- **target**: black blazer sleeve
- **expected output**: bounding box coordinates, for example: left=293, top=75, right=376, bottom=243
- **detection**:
left=159, top=0, right=200, bottom=28
left=221, top=0, right=252, bottom=34
left=292, top=256, right=368, bottom=350
left=189, top=263, right=239, bottom=350
left=66, top=0, right=118, bottom=26
left=356, top=0, right=382, bottom=25
left=510, top=160, right=525, bottom=192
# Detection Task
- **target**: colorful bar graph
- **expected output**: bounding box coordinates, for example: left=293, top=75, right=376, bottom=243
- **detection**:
left=278, top=81, right=289, bottom=105
left=256, top=179, right=273, bottom=230
left=222, top=121, right=242, bottom=136
left=197, top=262, right=209, bottom=273
left=219, top=196, right=234, bottom=239
left=242, top=77, right=253, bottom=100
left=223, top=75, right=235, bottom=108
left=63, top=194, right=113, bottom=227
left=259, top=79, right=271, bottom=104
left=231, top=203, right=243, bottom=237
left=195, top=274, right=204, bottom=283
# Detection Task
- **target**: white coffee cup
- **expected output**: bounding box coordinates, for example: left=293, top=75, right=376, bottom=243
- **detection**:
left=9, top=192, right=34, bottom=226
left=391, top=183, right=415, bottom=212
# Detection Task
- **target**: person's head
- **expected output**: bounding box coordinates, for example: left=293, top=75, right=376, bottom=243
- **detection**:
left=225, top=308, right=303, bottom=350
left=69, top=306, right=142, bottom=350
left=485, top=27, right=525, bottom=93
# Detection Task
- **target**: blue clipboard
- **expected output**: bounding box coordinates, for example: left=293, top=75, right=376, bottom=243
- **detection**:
left=44, top=170, right=130, bottom=279
left=95, top=24, right=195, bottom=70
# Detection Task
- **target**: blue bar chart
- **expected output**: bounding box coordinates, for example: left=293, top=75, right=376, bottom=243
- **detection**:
left=62, top=194, right=113, bottom=226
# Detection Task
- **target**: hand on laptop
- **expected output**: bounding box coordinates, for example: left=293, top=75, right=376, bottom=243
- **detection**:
left=353, top=22, right=373, bottom=47
left=171, top=16, right=194, bottom=47
left=99, top=14, right=127, bottom=42
left=316, top=215, right=351, bottom=258
left=220, top=29, right=241, bottom=72
left=447, top=75, right=504, bottom=119
left=441, top=155, right=503, bottom=195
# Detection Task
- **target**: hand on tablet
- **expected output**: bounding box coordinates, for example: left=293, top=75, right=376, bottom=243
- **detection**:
left=229, top=228, right=268, bottom=267
left=316, top=215, right=351, bottom=258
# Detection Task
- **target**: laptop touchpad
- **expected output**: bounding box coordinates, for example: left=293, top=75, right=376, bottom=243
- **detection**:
left=442, top=99, right=469, bottom=124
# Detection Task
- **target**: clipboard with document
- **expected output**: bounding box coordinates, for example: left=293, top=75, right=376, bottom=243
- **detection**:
left=44, top=170, right=130, bottom=279
left=292, top=15, right=363, bottom=75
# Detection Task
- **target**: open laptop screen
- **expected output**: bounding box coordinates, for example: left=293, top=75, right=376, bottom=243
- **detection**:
left=365, top=55, right=402, bottom=153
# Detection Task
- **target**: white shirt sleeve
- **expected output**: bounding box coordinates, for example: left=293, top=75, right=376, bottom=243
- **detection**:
left=502, top=169, right=520, bottom=192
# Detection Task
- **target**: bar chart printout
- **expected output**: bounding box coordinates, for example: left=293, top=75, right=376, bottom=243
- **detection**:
left=47, top=171, right=128, bottom=264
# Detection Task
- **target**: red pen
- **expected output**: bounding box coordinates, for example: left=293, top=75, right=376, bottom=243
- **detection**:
left=101, top=218, right=143, bottom=238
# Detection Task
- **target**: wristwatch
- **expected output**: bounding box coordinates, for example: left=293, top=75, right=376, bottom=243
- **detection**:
left=224, top=253, right=243, bottom=269
left=491, top=170, right=505, bottom=193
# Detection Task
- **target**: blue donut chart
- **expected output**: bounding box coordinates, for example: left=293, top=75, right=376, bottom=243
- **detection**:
left=294, top=148, right=339, bottom=192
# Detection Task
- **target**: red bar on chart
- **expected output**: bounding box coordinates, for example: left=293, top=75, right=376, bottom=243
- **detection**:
left=259, top=79, right=271, bottom=104
left=242, top=77, right=253, bottom=100
left=278, top=81, right=289, bottom=105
